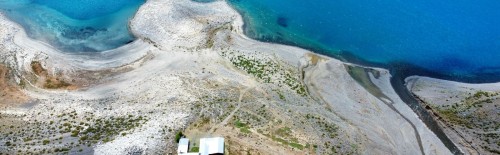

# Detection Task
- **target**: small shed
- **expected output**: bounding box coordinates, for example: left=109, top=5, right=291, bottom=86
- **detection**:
left=199, top=137, right=224, bottom=155
left=177, top=138, right=190, bottom=154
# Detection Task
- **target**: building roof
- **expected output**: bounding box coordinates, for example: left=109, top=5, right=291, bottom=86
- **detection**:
left=177, top=138, right=190, bottom=154
left=199, top=137, right=224, bottom=155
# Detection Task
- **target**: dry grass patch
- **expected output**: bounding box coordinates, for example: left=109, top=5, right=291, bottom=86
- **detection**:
left=30, top=61, right=76, bottom=90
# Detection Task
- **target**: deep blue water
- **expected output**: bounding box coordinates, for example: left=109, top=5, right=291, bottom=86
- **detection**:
left=228, top=0, right=500, bottom=82
left=0, top=0, right=144, bottom=52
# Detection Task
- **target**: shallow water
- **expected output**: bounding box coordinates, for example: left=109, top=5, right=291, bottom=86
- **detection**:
left=228, top=0, right=500, bottom=82
left=0, top=0, right=144, bottom=52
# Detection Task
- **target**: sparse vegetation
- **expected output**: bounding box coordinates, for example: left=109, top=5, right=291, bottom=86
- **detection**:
left=42, top=140, right=50, bottom=145
left=289, top=142, right=304, bottom=150
left=220, top=50, right=307, bottom=96
left=0, top=110, right=148, bottom=154
left=234, top=120, right=251, bottom=134
left=419, top=89, right=500, bottom=154
left=190, top=147, right=199, bottom=152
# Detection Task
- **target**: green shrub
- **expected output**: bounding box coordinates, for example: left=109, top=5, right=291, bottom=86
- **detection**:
left=289, top=142, right=304, bottom=150
left=175, top=131, right=184, bottom=143
left=190, top=147, right=199, bottom=152
left=42, top=140, right=50, bottom=145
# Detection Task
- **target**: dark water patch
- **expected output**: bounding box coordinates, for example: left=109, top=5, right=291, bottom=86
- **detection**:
left=277, top=16, right=288, bottom=27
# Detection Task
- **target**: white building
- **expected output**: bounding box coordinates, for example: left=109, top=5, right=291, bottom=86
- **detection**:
left=177, top=138, right=190, bottom=154
left=177, top=137, right=224, bottom=155
left=199, top=137, right=224, bottom=155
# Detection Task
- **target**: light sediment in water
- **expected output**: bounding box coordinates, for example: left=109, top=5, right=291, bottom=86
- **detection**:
left=0, top=0, right=144, bottom=52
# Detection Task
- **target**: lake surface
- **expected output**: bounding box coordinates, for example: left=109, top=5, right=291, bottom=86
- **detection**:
left=0, top=0, right=144, bottom=52
left=228, top=0, right=500, bottom=82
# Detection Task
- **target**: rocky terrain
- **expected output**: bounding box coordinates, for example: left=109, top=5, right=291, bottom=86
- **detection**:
left=0, top=0, right=453, bottom=154
left=407, top=76, right=500, bottom=155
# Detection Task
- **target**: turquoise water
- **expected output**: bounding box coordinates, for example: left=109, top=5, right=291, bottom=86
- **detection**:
left=0, top=0, right=144, bottom=52
left=228, top=0, right=500, bottom=82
